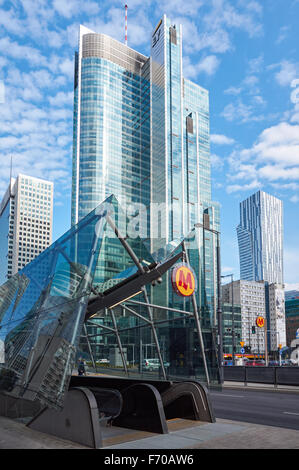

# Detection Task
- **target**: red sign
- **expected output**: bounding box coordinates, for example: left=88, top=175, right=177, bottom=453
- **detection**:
left=171, top=264, right=197, bottom=297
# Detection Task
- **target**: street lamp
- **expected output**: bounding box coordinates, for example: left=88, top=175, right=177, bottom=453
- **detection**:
left=221, top=273, right=235, bottom=365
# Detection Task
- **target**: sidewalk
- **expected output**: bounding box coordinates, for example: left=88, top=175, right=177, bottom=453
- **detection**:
left=0, top=414, right=298, bottom=449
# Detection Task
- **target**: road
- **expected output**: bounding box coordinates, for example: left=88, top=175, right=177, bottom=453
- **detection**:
left=209, top=388, right=299, bottom=430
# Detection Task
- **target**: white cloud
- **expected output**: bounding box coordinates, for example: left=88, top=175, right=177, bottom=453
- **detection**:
left=211, top=134, right=235, bottom=145
left=48, top=91, right=73, bottom=107
left=226, top=179, right=261, bottom=193
left=285, top=283, right=299, bottom=291
left=53, top=0, right=100, bottom=19
left=276, top=26, right=290, bottom=45
left=210, top=153, right=224, bottom=169
left=221, top=99, right=264, bottom=123
left=284, top=249, right=299, bottom=284
left=0, top=36, right=47, bottom=67
left=258, top=166, right=299, bottom=181
left=273, top=60, right=299, bottom=87
left=184, top=55, right=220, bottom=79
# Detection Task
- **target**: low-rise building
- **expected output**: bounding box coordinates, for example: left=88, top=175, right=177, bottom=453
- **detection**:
left=222, top=303, right=242, bottom=356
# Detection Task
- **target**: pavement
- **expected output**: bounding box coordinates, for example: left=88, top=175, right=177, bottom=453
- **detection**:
left=1, top=377, right=298, bottom=450
left=0, top=414, right=298, bottom=449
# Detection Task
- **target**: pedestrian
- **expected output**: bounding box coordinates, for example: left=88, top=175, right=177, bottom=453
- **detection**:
left=78, top=358, right=86, bottom=376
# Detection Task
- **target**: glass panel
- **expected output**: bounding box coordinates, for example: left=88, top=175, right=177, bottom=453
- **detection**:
left=0, top=195, right=156, bottom=409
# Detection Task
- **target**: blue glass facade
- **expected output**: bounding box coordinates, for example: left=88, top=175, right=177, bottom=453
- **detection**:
left=150, top=16, right=220, bottom=323
left=72, top=28, right=150, bottom=226
left=71, top=19, right=221, bottom=377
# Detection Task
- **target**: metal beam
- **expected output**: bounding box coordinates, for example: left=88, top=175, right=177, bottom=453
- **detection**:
left=182, top=241, right=210, bottom=386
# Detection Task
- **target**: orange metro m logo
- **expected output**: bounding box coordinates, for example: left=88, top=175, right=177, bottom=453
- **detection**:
left=256, top=316, right=265, bottom=328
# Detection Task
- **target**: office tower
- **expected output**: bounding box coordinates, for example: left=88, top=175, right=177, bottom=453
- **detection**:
left=0, top=174, right=53, bottom=284
left=71, top=16, right=220, bottom=316
left=237, top=190, right=283, bottom=284
left=150, top=17, right=219, bottom=249
left=222, top=280, right=266, bottom=355
left=71, top=25, right=150, bottom=226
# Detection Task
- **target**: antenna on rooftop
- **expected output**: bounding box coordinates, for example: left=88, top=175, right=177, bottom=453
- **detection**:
left=125, top=4, right=128, bottom=46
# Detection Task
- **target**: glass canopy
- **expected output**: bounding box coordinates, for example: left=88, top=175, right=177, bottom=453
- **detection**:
left=0, top=195, right=219, bottom=410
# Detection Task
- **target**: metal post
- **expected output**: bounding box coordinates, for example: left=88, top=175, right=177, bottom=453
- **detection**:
left=264, top=315, right=268, bottom=366
left=182, top=241, right=210, bottom=386
left=142, top=286, right=167, bottom=380
left=231, top=274, right=235, bottom=365
left=110, top=309, right=128, bottom=376
left=106, top=213, right=167, bottom=379
left=83, top=323, right=96, bottom=370
left=216, top=233, right=224, bottom=384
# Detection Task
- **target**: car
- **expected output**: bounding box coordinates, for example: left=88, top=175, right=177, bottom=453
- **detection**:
left=143, top=358, right=170, bottom=371
left=269, top=360, right=280, bottom=366
left=96, top=358, right=109, bottom=364
left=245, top=359, right=265, bottom=366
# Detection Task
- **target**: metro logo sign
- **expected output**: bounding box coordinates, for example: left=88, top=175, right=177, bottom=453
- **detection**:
left=171, top=263, right=197, bottom=297
left=256, top=316, right=265, bottom=328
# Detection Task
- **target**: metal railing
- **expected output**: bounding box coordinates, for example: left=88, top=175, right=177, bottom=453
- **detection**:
left=223, top=366, right=299, bottom=386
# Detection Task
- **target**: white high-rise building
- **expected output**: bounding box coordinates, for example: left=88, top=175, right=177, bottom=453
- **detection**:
left=222, top=280, right=266, bottom=355
left=236, top=190, right=286, bottom=354
left=0, top=174, right=53, bottom=284
left=237, top=190, right=283, bottom=284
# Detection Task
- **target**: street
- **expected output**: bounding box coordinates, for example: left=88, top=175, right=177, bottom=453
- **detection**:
left=210, top=388, right=299, bottom=431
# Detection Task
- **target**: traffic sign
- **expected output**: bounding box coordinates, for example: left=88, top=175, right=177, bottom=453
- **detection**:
left=240, top=342, right=244, bottom=347
left=256, top=316, right=265, bottom=328
left=240, top=347, right=245, bottom=354
left=296, top=329, right=299, bottom=339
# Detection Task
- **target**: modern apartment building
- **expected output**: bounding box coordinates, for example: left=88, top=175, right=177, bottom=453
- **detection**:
left=237, top=190, right=283, bottom=285
left=71, top=16, right=220, bottom=318
left=0, top=174, right=53, bottom=284
left=222, top=280, right=266, bottom=354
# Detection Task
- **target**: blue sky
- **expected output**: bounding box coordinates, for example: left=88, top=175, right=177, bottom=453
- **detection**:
left=0, top=0, right=298, bottom=289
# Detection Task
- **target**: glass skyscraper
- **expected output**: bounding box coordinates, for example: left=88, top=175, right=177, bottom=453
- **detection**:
left=237, top=190, right=283, bottom=284
left=71, top=16, right=220, bottom=334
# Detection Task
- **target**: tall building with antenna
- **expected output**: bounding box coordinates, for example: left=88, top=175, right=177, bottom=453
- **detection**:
left=71, top=15, right=220, bottom=318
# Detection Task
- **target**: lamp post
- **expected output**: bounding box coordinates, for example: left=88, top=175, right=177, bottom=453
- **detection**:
left=221, top=273, right=235, bottom=365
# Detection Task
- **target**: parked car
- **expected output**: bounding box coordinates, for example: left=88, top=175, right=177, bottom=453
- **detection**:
left=143, top=358, right=170, bottom=371
left=269, top=360, right=280, bottom=366
left=245, top=359, right=265, bottom=366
